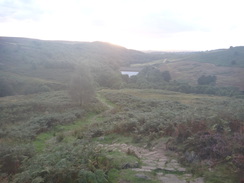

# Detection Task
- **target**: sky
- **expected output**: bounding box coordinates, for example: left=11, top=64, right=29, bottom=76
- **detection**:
left=0, top=0, right=244, bottom=51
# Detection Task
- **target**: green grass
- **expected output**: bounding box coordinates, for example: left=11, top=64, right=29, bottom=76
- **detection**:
left=108, top=169, right=120, bottom=182
left=131, top=59, right=166, bottom=67
left=97, top=92, right=116, bottom=109
left=100, top=88, right=228, bottom=106
left=33, top=113, right=96, bottom=152
left=3, top=87, right=243, bottom=182
left=105, top=150, right=140, bottom=168
left=98, top=88, right=244, bottom=182
left=96, top=133, right=134, bottom=144
left=201, top=164, right=239, bottom=183
left=57, top=112, right=97, bottom=131
left=32, top=92, right=111, bottom=153
left=33, top=131, right=55, bottom=152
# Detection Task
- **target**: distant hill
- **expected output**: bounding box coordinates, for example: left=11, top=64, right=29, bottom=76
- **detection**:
left=0, top=37, right=164, bottom=96
left=0, top=37, right=244, bottom=96
left=181, top=46, right=244, bottom=67
left=131, top=48, right=244, bottom=90
left=0, top=37, right=163, bottom=67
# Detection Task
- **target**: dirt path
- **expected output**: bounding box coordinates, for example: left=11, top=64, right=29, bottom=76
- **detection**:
left=100, top=142, right=204, bottom=183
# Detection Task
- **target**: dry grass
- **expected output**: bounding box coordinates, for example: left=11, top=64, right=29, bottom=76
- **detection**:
left=103, top=88, right=227, bottom=105
left=158, top=61, right=244, bottom=90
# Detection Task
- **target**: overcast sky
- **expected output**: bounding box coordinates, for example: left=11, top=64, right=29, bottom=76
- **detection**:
left=0, top=0, right=243, bottom=51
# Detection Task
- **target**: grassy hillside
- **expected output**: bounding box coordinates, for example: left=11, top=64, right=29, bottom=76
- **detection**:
left=158, top=61, right=244, bottom=90
left=1, top=89, right=243, bottom=182
left=130, top=48, right=244, bottom=90
left=185, top=47, right=244, bottom=67
left=0, top=71, right=65, bottom=96
left=1, top=37, right=244, bottom=95
left=0, top=37, right=163, bottom=67
left=0, top=37, right=244, bottom=182
left=0, top=37, right=165, bottom=96
left=146, top=47, right=244, bottom=67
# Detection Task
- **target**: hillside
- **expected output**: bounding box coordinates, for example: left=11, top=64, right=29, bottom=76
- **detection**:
left=131, top=48, right=244, bottom=90
left=1, top=37, right=244, bottom=96
left=158, top=61, right=244, bottom=90
left=0, top=37, right=165, bottom=96
left=184, top=47, right=244, bottom=67
left=146, top=46, right=244, bottom=67
left=1, top=89, right=243, bottom=183
left=0, top=37, right=163, bottom=67
left=0, top=37, right=243, bottom=183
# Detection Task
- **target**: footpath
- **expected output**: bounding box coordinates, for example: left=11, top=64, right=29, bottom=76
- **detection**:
left=100, top=142, right=204, bottom=183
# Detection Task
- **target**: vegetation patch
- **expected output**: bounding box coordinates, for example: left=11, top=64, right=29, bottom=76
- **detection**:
left=1, top=37, right=244, bottom=183
left=118, top=169, right=159, bottom=183
left=99, top=89, right=244, bottom=182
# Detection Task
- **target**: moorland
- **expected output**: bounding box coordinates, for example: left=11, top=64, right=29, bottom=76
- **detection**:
left=0, top=37, right=243, bottom=183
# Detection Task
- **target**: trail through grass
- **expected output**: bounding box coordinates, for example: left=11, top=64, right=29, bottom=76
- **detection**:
left=33, top=92, right=114, bottom=152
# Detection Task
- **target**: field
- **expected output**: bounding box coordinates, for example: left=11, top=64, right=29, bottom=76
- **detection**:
left=130, top=58, right=244, bottom=90
left=158, top=61, right=244, bottom=90
left=1, top=88, right=243, bottom=183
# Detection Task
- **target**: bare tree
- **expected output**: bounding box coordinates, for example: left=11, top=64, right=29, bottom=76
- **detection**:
left=69, top=66, right=95, bottom=106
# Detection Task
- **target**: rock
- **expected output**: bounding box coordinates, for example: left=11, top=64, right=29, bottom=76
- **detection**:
left=164, top=159, right=186, bottom=172
left=98, top=136, right=105, bottom=140
left=177, top=167, right=186, bottom=172
left=122, top=162, right=139, bottom=169
left=190, top=177, right=204, bottom=183
left=101, top=143, right=202, bottom=182
left=138, top=166, right=155, bottom=172
left=163, top=167, right=176, bottom=171
left=158, top=174, right=187, bottom=183
left=135, top=173, right=151, bottom=180
left=171, top=159, right=178, bottom=164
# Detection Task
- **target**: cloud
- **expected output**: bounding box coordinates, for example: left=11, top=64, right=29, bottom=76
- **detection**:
left=0, top=0, right=44, bottom=21
left=0, top=0, right=244, bottom=50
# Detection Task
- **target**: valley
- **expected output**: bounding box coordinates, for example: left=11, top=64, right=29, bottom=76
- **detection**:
left=0, top=37, right=244, bottom=183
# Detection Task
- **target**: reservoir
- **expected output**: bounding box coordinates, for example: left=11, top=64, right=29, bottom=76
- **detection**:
left=121, top=71, right=139, bottom=77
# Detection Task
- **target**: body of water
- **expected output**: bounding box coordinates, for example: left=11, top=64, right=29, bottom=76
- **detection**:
left=121, top=71, right=139, bottom=77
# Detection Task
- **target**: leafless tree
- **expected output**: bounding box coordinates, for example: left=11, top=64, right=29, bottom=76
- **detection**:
left=69, top=66, right=95, bottom=106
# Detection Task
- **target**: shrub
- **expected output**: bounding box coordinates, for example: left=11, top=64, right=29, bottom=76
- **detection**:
left=197, top=75, right=217, bottom=85
left=0, top=143, right=35, bottom=175
left=112, top=119, right=138, bottom=134
left=56, top=133, right=65, bottom=142
left=12, top=141, right=110, bottom=183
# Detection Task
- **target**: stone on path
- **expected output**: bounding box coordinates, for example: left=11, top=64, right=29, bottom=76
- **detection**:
left=191, top=177, right=205, bottom=183
left=135, top=173, right=151, bottom=180
left=100, top=142, right=204, bottom=183
left=158, top=174, right=187, bottom=183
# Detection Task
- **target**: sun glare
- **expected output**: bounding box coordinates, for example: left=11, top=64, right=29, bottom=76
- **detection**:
left=1, top=0, right=243, bottom=50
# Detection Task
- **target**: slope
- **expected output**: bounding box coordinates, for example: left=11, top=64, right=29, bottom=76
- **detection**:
left=0, top=37, right=164, bottom=96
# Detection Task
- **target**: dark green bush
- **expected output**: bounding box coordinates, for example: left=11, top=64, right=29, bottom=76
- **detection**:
left=12, top=141, right=110, bottom=183
left=0, top=143, right=35, bottom=175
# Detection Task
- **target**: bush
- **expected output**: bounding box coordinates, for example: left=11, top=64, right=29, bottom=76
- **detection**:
left=112, top=119, right=138, bottom=134
left=0, top=143, right=35, bottom=175
left=56, top=133, right=65, bottom=142
left=197, top=75, right=217, bottom=85
left=12, top=142, right=110, bottom=183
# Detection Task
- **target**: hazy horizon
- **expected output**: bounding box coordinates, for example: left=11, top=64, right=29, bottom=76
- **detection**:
left=1, top=0, right=244, bottom=51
